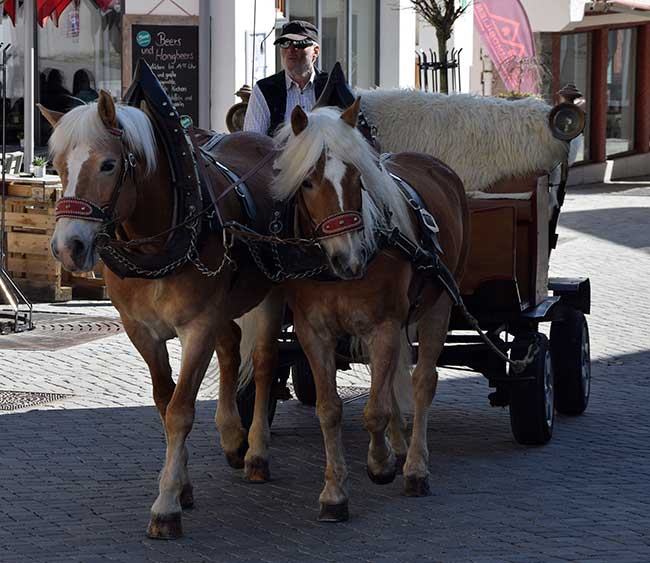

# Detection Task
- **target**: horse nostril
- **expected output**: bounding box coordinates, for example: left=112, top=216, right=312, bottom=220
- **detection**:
left=70, top=237, right=87, bottom=261
left=50, top=241, right=59, bottom=260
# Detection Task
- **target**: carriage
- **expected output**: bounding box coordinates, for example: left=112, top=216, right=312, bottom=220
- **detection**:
left=43, top=60, right=591, bottom=536
left=240, top=89, right=591, bottom=448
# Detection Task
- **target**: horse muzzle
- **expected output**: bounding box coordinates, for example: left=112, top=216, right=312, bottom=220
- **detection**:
left=51, top=220, right=100, bottom=273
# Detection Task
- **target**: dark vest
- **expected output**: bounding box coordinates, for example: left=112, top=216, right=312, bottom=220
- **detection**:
left=257, top=70, right=329, bottom=136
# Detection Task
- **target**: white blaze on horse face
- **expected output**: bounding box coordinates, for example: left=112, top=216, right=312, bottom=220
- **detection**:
left=64, top=145, right=91, bottom=197
left=320, top=155, right=365, bottom=279
left=51, top=145, right=100, bottom=272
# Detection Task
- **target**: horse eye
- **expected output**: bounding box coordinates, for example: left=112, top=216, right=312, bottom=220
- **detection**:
left=100, top=160, right=116, bottom=173
left=302, top=179, right=313, bottom=189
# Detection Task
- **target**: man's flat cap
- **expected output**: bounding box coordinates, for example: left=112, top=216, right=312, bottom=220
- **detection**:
left=274, top=20, right=320, bottom=45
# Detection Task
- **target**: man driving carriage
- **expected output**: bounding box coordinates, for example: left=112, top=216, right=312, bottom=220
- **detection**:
left=243, top=20, right=328, bottom=136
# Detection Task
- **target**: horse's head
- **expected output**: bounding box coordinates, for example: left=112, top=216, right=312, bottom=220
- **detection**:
left=39, top=91, right=156, bottom=272
left=286, top=99, right=368, bottom=280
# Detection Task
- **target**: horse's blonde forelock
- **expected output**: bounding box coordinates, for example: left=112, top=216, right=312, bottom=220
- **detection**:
left=273, top=107, right=415, bottom=249
left=49, top=103, right=157, bottom=175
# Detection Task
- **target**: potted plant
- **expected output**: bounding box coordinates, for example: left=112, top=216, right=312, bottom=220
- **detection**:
left=32, top=156, right=47, bottom=178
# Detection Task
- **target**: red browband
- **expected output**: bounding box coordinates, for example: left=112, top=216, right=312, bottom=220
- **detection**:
left=314, top=211, right=364, bottom=239
left=55, top=197, right=107, bottom=222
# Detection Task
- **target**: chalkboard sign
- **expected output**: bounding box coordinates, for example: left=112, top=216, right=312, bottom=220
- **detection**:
left=123, top=16, right=200, bottom=125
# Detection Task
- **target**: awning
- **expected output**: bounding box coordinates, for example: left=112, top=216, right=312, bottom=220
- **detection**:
left=2, top=0, right=117, bottom=27
left=2, top=0, right=17, bottom=25
left=37, top=0, right=117, bottom=27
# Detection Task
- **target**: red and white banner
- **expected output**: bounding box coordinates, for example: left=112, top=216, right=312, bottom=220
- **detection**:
left=474, top=0, right=539, bottom=94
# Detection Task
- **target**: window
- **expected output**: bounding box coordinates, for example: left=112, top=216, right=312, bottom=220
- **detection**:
left=606, top=27, right=636, bottom=156
left=282, top=0, right=378, bottom=88
left=350, top=0, right=376, bottom=89
left=321, top=0, right=348, bottom=79
left=37, top=0, right=121, bottom=146
left=560, top=33, right=591, bottom=162
left=0, top=6, right=25, bottom=148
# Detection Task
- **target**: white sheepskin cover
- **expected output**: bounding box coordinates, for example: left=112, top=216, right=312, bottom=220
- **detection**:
left=359, top=89, right=568, bottom=193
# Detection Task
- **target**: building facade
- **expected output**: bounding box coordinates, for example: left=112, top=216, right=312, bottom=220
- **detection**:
left=422, top=0, right=650, bottom=182
left=3, top=0, right=648, bottom=182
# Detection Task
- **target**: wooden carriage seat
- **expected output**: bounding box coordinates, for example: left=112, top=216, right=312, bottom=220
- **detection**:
left=460, top=173, right=549, bottom=312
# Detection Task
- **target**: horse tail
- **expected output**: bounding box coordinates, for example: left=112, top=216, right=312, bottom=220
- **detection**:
left=393, top=330, right=415, bottom=415
left=236, top=308, right=258, bottom=392
left=236, top=288, right=286, bottom=392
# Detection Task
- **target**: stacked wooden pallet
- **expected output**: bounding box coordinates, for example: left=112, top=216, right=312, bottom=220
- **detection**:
left=3, top=176, right=108, bottom=302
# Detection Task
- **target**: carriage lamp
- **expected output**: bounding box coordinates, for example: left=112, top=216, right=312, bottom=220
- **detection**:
left=548, top=103, right=585, bottom=141
left=549, top=83, right=586, bottom=141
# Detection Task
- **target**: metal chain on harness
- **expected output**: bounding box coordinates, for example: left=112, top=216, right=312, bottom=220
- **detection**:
left=97, top=218, right=236, bottom=279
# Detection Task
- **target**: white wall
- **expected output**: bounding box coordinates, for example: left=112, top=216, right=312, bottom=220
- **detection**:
left=520, top=0, right=587, bottom=32
left=379, top=0, right=416, bottom=88
left=124, top=0, right=200, bottom=16
left=210, top=0, right=276, bottom=132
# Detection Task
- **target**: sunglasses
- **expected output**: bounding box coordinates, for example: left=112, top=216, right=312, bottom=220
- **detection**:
left=278, top=39, right=315, bottom=50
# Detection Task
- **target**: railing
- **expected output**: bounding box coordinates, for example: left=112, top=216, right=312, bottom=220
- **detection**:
left=415, top=48, right=463, bottom=93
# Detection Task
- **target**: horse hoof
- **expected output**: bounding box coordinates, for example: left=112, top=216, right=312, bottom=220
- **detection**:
left=146, top=512, right=183, bottom=540
left=395, top=454, right=407, bottom=474
left=403, top=475, right=431, bottom=497
left=318, top=501, right=349, bottom=523
left=224, top=441, right=249, bottom=469
left=180, top=484, right=194, bottom=510
left=367, top=465, right=397, bottom=485
left=244, top=457, right=270, bottom=483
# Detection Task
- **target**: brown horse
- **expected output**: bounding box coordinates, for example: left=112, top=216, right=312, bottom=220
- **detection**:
left=238, top=99, right=470, bottom=521
left=39, top=92, right=279, bottom=539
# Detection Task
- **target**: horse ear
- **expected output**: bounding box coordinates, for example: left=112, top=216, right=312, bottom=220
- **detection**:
left=37, top=104, right=64, bottom=128
left=340, top=97, right=361, bottom=128
left=97, top=89, right=118, bottom=129
left=291, top=105, right=309, bottom=136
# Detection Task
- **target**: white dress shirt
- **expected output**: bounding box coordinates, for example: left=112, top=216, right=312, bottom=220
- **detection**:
left=243, top=70, right=317, bottom=135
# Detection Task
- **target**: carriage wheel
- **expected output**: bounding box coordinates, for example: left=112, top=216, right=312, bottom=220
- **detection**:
left=551, top=309, right=590, bottom=415
left=509, top=333, right=554, bottom=445
left=291, top=357, right=317, bottom=406
left=236, top=366, right=286, bottom=430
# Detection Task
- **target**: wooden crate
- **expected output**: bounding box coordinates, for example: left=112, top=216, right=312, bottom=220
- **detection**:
left=3, top=189, right=109, bottom=302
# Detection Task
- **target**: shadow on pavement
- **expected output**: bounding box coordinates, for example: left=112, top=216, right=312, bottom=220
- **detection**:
left=1, top=365, right=647, bottom=562
left=559, top=207, right=650, bottom=249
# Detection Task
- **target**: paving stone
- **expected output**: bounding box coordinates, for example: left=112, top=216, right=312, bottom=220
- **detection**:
left=1, top=179, right=650, bottom=561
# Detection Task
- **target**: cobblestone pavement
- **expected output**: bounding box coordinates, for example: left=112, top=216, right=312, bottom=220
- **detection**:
left=1, top=178, right=649, bottom=562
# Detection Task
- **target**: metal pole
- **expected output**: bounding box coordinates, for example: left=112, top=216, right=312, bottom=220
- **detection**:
left=1, top=43, right=10, bottom=270
left=23, top=0, right=34, bottom=174
left=199, top=0, right=211, bottom=128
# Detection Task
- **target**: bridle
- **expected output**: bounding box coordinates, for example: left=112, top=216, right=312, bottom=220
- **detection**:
left=296, top=179, right=365, bottom=241
left=54, top=126, right=137, bottom=227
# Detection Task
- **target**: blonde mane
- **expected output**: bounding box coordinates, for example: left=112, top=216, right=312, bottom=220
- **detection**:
left=273, top=107, right=415, bottom=250
left=49, top=103, right=157, bottom=175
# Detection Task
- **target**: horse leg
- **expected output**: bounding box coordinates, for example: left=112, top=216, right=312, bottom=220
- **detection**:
left=294, top=314, right=349, bottom=521
left=147, top=319, right=216, bottom=539
left=403, top=295, right=452, bottom=497
left=364, top=321, right=402, bottom=485
left=214, top=321, right=248, bottom=469
left=122, top=319, right=194, bottom=508
left=387, top=391, right=410, bottom=473
left=244, top=289, right=285, bottom=482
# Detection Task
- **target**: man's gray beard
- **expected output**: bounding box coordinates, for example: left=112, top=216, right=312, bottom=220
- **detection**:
left=284, top=60, right=312, bottom=81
